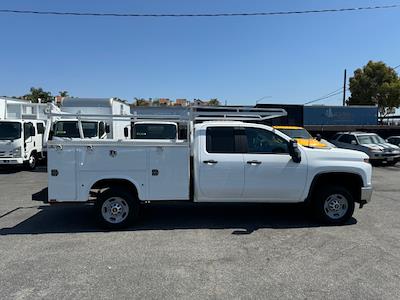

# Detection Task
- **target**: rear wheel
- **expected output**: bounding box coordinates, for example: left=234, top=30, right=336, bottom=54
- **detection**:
left=312, top=185, right=355, bottom=225
left=95, top=187, right=139, bottom=229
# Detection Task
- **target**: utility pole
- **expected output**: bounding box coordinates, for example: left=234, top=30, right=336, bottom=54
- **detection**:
left=342, top=69, right=347, bottom=106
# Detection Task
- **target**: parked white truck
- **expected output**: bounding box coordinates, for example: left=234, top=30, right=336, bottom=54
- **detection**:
left=47, top=107, right=373, bottom=228
left=0, top=97, right=47, bottom=169
left=50, top=98, right=131, bottom=140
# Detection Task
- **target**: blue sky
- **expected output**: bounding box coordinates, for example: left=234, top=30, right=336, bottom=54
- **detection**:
left=0, top=0, right=399, bottom=105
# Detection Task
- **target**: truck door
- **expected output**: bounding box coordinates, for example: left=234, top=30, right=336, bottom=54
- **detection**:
left=242, top=127, right=307, bottom=202
left=23, top=122, right=35, bottom=155
left=35, top=122, right=44, bottom=151
left=197, top=126, right=245, bottom=201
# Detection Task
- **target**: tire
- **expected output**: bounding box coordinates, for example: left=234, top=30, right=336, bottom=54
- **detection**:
left=312, top=185, right=355, bottom=225
left=385, top=161, right=397, bottom=166
left=24, top=153, right=37, bottom=170
left=370, top=160, right=381, bottom=167
left=95, top=186, right=139, bottom=229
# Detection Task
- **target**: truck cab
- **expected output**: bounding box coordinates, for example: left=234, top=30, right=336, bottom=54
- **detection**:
left=0, top=119, right=45, bottom=169
left=0, top=98, right=48, bottom=169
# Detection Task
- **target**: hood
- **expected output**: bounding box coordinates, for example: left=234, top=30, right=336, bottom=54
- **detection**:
left=303, top=146, right=368, bottom=162
left=296, top=138, right=327, bottom=148
left=362, top=143, right=400, bottom=152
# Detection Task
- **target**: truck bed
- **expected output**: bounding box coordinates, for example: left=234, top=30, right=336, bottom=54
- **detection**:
left=47, top=139, right=190, bottom=202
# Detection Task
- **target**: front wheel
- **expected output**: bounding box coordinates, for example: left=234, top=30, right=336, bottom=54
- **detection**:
left=312, top=185, right=355, bottom=225
left=95, top=187, right=139, bottom=229
left=24, top=153, right=37, bottom=170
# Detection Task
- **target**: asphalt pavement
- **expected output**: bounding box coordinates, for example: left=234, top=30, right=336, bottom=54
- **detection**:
left=0, top=165, right=399, bottom=299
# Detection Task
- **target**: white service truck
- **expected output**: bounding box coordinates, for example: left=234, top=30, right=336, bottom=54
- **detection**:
left=50, top=98, right=131, bottom=140
left=47, top=107, right=373, bottom=228
left=0, top=98, right=47, bottom=169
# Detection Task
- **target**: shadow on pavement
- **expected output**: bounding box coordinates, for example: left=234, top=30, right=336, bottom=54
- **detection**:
left=0, top=165, right=47, bottom=174
left=0, top=202, right=357, bottom=235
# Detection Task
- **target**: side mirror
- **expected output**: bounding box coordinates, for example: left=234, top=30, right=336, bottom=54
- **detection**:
left=124, top=127, right=129, bottom=138
left=288, top=140, right=301, bottom=163
left=315, top=134, right=322, bottom=141
left=105, top=124, right=111, bottom=134
left=49, top=130, right=54, bottom=140
left=351, top=140, right=357, bottom=145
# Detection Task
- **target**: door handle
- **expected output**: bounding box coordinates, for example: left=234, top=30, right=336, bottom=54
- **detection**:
left=203, top=160, right=218, bottom=164
left=247, top=160, right=262, bottom=165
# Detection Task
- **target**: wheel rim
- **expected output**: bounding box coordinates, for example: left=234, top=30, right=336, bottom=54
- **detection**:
left=101, top=197, right=129, bottom=224
left=29, top=155, right=36, bottom=168
left=323, top=193, right=348, bottom=219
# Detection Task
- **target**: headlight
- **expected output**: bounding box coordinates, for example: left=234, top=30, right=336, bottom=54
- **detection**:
left=12, top=147, right=21, bottom=158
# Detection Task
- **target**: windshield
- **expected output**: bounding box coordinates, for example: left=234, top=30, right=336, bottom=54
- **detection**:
left=279, top=128, right=312, bottom=139
left=0, top=122, right=21, bottom=140
left=358, top=134, right=386, bottom=145
left=54, top=121, right=98, bottom=138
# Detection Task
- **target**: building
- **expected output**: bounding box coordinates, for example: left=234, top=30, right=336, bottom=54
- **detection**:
left=158, top=98, right=171, bottom=106
left=175, top=99, right=188, bottom=107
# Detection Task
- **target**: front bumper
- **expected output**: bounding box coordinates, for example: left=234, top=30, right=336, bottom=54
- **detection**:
left=370, top=153, right=400, bottom=162
left=0, top=158, right=24, bottom=165
left=360, top=186, right=373, bottom=208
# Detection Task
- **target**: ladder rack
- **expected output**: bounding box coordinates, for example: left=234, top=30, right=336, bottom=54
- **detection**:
left=46, top=106, right=287, bottom=123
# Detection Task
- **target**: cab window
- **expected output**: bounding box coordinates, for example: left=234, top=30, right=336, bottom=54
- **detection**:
left=338, top=134, right=356, bottom=144
left=23, top=122, right=35, bottom=140
left=245, top=128, right=288, bottom=154
left=37, top=123, right=45, bottom=134
left=206, top=127, right=242, bottom=153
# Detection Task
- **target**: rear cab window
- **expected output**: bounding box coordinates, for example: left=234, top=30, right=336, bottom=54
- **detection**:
left=206, top=127, right=243, bottom=153
left=133, top=123, right=177, bottom=139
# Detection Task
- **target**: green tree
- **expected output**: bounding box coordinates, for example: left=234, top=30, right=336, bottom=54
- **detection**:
left=208, top=98, right=220, bottom=106
left=24, top=87, right=53, bottom=103
left=134, top=97, right=150, bottom=106
left=59, top=90, right=69, bottom=97
left=348, top=61, right=400, bottom=116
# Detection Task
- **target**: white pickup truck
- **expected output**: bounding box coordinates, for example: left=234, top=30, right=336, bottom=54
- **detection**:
left=47, top=108, right=373, bottom=228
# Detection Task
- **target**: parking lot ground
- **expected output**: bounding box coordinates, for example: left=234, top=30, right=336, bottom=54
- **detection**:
left=0, top=165, right=400, bottom=299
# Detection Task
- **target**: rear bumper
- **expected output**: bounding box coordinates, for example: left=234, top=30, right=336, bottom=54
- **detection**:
left=360, top=186, right=373, bottom=206
left=0, top=158, right=24, bottom=165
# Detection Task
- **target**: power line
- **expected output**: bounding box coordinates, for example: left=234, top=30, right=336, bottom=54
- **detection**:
left=304, top=88, right=343, bottom=105
left=0, top=4, right=399, bottom=18
left=305, top=63, right=400, bottom=105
